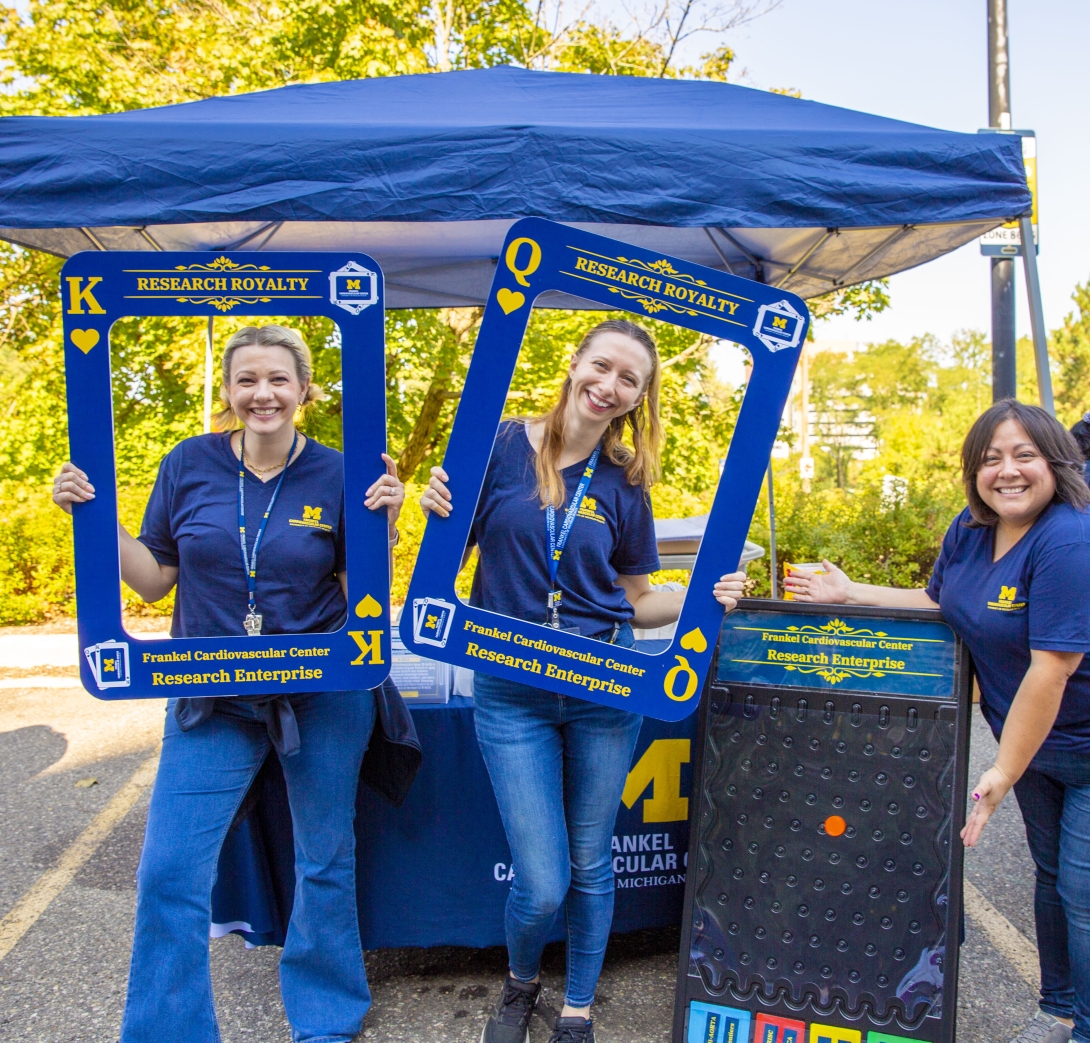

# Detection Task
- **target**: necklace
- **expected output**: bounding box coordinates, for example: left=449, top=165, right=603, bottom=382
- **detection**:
left=245, top=456, right=289, bottom=477
left=239, top=434, right=293, bottom=476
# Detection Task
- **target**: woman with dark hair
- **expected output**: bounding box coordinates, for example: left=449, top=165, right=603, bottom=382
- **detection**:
left=422, top=319, right=746, bottom=1043
left=785, top=399, right=1090, bottom=1043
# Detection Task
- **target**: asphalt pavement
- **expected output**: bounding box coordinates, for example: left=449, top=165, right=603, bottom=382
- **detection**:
left=0, top=630, right=1046, bottom=1043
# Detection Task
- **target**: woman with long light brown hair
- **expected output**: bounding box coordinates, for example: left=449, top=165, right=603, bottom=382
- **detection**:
left=422, top=318, right=745, bottom=1043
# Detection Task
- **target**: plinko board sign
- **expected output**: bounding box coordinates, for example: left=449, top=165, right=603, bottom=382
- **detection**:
left=402, top=218, right=809, bottom=721
left=717, top=612, right=956, bottom=697
left=62, top=251, right=392, bottom=699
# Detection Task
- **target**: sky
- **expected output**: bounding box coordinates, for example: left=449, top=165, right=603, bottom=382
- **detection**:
left=677, top=0, right=1090, bottom=350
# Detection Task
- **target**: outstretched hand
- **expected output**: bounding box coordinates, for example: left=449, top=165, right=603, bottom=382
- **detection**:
left=364, top=453, right=405, bottom=529
left=420, top=466, right=453, bottom=518
left=52, top=462, right=95, bottom=515
left=961, top=766, right=1014, bottom=847
left=782, top=559, right=852, bottom=603
left=712, top=571, right=746, bottom=612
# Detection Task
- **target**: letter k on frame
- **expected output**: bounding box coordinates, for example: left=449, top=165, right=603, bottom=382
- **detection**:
left=348, top=630, right=385, bottom=665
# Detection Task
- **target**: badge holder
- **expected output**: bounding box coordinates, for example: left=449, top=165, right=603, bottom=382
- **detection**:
left=62, top=251, right=392, bottom=699
left=402, top=218, right=810, bottom=721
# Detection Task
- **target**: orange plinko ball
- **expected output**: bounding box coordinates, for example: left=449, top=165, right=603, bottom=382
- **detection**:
left=824, top=815, right=847, bottom=837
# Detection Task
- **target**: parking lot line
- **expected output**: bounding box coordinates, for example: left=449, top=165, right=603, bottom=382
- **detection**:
left=963, top=878, right=1040, bottom=989
left=0, top=748, right=160, bottom=963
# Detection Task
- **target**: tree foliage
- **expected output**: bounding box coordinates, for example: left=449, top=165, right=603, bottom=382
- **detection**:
left=1, top=0, right=1068, bottom=622
left=1051, top=278, right=1090, bottom=427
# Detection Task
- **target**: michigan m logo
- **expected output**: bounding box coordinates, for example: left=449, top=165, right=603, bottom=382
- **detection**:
left=771, top=315, right=788, bottom=329
left=346, top=279, right=360, bottom=290
left=999, top=585, right=1017, bottom=602
left=303, top=505, right=322, bottom=522
left=621, top=739, right=690, bottom=822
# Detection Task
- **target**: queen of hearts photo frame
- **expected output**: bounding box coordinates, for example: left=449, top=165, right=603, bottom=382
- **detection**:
left=402, top=218, right=809, bottom=721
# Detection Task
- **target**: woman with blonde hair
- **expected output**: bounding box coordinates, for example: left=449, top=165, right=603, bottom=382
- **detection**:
left=53, top=324, right=404, bottom=1043
left=422, top=318, right=746, bottom=1043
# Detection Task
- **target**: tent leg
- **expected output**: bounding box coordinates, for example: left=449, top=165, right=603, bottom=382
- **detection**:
left=1019, top=215, right=1055, bottom=416
left=203, top=317, right=214, bottom=433
left=767, top=462, right=778, bottom=599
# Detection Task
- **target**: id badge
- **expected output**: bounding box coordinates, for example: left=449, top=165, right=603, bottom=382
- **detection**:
left=547, top=590, right=562, bottom=628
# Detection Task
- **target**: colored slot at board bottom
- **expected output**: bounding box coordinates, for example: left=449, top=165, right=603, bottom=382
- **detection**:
left=688, top=1001, right=751, bottom=1043
left=688, top=1003, right=930, bottom=1043
left=809, top=1026, right=861, bottom=1043
left=756, top=1013, right=806, bottom=1043
left=865, top=1035, right=929, bottom=1043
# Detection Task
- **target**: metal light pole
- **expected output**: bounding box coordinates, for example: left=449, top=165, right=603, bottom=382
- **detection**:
left=988, top=0, right=1017, bottom=402
left=203, top=317, right=214, bottom=433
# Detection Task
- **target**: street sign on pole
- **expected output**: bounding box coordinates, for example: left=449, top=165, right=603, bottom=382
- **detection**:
left=979, top=131, right=1037, bottom=257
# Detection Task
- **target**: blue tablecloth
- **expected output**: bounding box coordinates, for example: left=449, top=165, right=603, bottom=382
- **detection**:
left=211, top=696, right=697, bottom=949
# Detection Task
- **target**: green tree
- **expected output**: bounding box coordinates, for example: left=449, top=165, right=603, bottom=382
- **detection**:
left=0, top=0, right=964, bottom=621
left=1052, top=278, right=1090, bottom=426
left=0, top=0, right=431, bottom=115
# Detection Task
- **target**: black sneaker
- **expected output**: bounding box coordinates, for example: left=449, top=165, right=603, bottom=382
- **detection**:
left=480, top=975, right=541, bottom=1043
left=549, top=1016, right=595, bottom=1043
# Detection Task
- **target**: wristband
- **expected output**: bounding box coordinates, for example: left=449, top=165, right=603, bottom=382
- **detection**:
left=388, top=529, right=400, bottom=547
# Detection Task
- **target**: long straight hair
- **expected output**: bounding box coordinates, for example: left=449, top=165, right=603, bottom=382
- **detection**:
left=526, top=319, right=662, bottom=509
left=961, top=398, right=1090, bottom=526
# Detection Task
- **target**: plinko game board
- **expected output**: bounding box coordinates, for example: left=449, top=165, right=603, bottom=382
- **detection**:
left=674, top=600, right=972, bottom=1043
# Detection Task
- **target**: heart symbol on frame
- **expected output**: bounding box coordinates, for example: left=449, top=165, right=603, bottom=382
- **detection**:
left=495, top=287, right=526, bottom=315
left=354, top=594, right=382, bottom=618
left=71, top=329, right=100, bottom=353
left=679, top=627, right=708, bottom=653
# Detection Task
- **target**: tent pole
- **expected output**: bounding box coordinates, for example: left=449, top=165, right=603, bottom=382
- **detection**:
left=1019, top=215, right=1054, bottom=416
left=767, top=462, right=778, bottom=599
left=203, top=317, right=214, bottom=433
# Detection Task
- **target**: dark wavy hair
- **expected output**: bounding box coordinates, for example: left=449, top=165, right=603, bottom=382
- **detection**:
left=961, top=399, right=1090, bottom=527
left=1070, top=412, right=1090, bottom=461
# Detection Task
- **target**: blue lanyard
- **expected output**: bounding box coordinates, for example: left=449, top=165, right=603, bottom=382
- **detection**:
left=545, top=440, right=602, bottom=628
left=238, top=431, right=297, bottom=635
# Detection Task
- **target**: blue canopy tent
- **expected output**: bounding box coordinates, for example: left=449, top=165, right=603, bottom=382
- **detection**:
left=0, top=64, right=1037, bottom=591
left=0, top=65, right=1030, bottom=308
left=0, top=66, right=1041, bottom=951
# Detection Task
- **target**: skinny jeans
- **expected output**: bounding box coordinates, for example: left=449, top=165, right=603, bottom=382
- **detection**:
left=1013, top=751, right=1090, bottom=1043
left=473, top=624, right=643, bottom=1008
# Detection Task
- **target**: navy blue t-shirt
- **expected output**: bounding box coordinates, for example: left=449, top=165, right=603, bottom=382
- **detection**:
left=469, top=422, right=660, bottom=636
left=925, top=503, right=1090, bottom=756
left=139, top=433, right=347, bottom=638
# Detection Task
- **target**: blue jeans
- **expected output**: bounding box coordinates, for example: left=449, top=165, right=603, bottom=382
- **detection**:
left=1013, top=753, right=1090, bottom=1043
left=473, top=625, right=643, bottom=1009
left=120, top=691, right=375, bottom=1043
